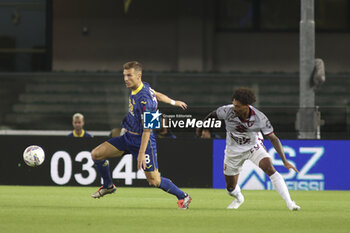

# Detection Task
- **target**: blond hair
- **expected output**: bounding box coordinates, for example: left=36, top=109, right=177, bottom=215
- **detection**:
left=72, top=113, right=84, bottom=121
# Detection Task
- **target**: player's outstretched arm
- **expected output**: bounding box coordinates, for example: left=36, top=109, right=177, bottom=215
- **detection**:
left=266, top=133, right=299, bottom=173
left=154, top=90, right=187, bottom=110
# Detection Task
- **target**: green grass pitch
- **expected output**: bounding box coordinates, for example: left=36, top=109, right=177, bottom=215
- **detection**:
left=1, top=186, right=349, bottom=233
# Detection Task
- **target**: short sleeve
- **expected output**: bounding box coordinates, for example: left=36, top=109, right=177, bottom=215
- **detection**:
left=216, top=105, right=232, bottom=120
left=260, top=115, right=274, bottom=136
left=140, top=98, right=157, bottom=113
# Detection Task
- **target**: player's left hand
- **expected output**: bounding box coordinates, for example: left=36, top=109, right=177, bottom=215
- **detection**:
left=175, top=100, right=187, bottom=110
left=284, top=161, right=299, bottom=173
left=137, top=152, right=146, bottom=170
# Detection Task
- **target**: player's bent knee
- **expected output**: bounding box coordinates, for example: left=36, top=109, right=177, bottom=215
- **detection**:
left=259, top=158, right=276, bottom=176
left=91, top=148, right=103, bottom=161
left=149, top=179, right=161, bottom=187
left=261, top=163, right=276, bottom=176
left=146, top=176, right=161, bottom=187
left=148, top=180, right=158, bottom=187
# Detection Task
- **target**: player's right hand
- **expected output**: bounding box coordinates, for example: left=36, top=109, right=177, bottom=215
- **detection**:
left=284, top=161, right=299, bottom=173
left=137, top=152, right=146, bottom=170
left=175, top=100, right=187, bottom=110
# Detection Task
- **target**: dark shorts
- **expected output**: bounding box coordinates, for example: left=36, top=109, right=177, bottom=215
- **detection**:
left=107, top=131, right=158, bottom=172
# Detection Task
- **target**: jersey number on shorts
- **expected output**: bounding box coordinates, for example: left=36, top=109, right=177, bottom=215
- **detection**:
left=145, top=154, right=150, bottom=164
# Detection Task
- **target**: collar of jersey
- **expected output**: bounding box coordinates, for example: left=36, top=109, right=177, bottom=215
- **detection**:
left=131, top=82, right=144, bottom=95
left=73, top=129, right=85, bottom=137
left=242, top=107, right=255, bottom=122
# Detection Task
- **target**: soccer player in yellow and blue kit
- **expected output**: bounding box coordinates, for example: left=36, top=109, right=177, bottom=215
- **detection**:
left=91, top=61, right=192, bottom=209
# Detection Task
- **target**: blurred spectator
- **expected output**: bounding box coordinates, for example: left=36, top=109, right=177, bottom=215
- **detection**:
left=68, top=113, right=93, bottom=138
left=154, top=117, right=176, bottom=139
left=196, top=128, right=221, bottom=139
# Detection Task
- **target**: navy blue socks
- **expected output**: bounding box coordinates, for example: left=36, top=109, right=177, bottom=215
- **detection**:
left=94, top=160, right=113, bottom=188
left=94, top=160, right=185, bottom=199
left=159, top=177, right=186, bottom=200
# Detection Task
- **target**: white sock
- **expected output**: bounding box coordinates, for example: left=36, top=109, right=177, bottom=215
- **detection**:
left=270, top=171, right=292, bottom=204
left=227, top=185, right=243, bottom=200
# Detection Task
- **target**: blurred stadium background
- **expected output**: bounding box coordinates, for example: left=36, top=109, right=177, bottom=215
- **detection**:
left=1, top=0, right=350, bottom=187
left=0, top=0, right=349, bottom=138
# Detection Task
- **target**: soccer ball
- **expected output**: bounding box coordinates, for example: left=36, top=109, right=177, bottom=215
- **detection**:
left=23, top=145, right=45, bottom=167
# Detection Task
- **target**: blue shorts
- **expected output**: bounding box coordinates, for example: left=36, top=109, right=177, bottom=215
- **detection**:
left=107, top=131, right=158, bottom=172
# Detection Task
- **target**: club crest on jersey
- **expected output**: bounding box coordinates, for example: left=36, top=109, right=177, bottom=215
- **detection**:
left=230, top=133, right=251, bottom=145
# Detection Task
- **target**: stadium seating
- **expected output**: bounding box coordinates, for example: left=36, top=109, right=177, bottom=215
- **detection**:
left=0, top=72, right=349, bottom=138
left=0, top=73, right=126, bottom=130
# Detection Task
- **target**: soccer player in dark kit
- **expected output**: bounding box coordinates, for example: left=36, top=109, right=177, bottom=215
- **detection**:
left=90, top=61, right=192, bottom=209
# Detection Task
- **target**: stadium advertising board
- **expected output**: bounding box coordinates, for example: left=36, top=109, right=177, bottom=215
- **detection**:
left=0, top=136, right=212, bottom=187
left=213, top=139, right=350, bottom=190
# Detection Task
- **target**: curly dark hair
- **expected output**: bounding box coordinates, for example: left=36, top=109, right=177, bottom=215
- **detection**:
left=232, top=87, right=256, bottom=105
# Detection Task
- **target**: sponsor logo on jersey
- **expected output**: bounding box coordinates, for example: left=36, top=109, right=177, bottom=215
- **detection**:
left=235, top=124, right=248, bottom=133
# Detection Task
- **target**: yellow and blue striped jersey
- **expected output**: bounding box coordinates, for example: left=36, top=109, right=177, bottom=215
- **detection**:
left=121, top=82, right=158, bottom=134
